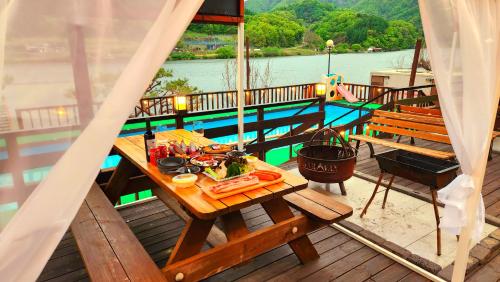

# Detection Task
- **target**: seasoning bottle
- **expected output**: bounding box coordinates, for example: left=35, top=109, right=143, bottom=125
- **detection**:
left=144, top=118, right=156, bottom=161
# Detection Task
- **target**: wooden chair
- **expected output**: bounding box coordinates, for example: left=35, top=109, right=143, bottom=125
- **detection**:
left=71, top=183, right=166, bottom=281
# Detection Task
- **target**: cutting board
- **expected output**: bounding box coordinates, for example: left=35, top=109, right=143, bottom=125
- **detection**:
left=199, top=177, right=285, bottom=200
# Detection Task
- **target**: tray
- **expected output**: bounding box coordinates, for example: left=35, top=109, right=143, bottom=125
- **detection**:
left=199, top=177, right=285, bottom=200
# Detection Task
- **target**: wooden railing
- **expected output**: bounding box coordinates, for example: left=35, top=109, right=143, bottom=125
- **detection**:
left=15, top=82, right=395, bottom=129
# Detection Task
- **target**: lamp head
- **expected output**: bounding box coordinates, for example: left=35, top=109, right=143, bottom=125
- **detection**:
left=175, top=95, right=187, bottom=111
left=326, top=39, right=334, bottom=48
left=316, top=83, right=326, bottom=96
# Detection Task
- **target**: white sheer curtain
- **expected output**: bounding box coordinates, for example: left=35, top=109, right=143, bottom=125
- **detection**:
left=0, top=0, right=203, bottom=281
left=419, top=0, right=500, bottom=280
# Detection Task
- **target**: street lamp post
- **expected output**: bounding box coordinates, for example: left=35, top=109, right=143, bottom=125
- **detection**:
left=326, top=39, right=334, bottom=75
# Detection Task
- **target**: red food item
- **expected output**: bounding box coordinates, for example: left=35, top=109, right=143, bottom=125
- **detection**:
left=250, top=172, right=274, bottom=181
left=210, top=175, right=259, bottom=193
left=251, top=170, right=282, bottom=181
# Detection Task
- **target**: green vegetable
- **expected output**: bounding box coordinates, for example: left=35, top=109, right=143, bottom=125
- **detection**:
left=226, top=163, right=241, bottom=178
left=205, top=168, right=219, bottom=179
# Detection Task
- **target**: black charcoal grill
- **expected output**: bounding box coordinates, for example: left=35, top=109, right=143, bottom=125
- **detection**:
left=361, top=149, right=459, bottom=256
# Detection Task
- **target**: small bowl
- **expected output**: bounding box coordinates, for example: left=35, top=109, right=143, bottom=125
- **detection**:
left=172, top=173, right=198, bottom=188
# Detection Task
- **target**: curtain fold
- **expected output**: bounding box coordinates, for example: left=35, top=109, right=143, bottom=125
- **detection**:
left=418, top=0, right=500, bottom=244
left=0, top=0, right=204, bottom=281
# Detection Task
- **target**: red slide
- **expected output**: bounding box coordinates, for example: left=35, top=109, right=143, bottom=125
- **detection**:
left=336, top=84, right=359, bottom=103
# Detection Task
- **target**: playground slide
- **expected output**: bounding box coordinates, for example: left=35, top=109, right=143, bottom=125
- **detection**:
left=336, top=84, right=359, bottom=103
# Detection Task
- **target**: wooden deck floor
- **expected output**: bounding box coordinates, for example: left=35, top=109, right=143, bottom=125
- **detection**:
left=351, top=137, right=500, bottom=224
left=39, top=198, right=430, bottom=282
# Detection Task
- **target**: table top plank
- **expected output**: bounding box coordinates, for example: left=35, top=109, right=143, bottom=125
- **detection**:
left=113, top=129, right=307, bottom=219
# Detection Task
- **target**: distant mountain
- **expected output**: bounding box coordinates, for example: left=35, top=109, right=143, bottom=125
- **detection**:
left=245, top=0, right=421, bottom=27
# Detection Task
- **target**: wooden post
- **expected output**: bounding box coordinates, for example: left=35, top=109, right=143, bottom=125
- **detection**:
left=245, top=37, right=251, bottom=90
left=257, top=107, right=265, bottom=161
left=68, top=24, right=93, bottom=125
left=318, top=96, right=325, bottom=129
left=236, top=21, right=245, bottom=151
left=175, top=111, right=185, bottom=129
left=408, top=39, right=422, bottom=98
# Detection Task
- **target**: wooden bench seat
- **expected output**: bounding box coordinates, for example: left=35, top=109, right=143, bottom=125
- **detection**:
left=350, top=134, right=455, bottom=160
left=284, top=188, right=353, bottom=224
left=71, top=183, right=166, bottom=281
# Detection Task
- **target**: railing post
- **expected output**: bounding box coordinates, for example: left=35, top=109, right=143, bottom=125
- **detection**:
left=319, top=96, right=325, bottom=129
left=257, top=107, right=265, bottom=161
left=175, top=110, right=185, bottom=129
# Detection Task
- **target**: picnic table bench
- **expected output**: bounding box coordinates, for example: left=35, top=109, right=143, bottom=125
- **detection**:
left=71, top=183, right=167, bottom=281
left=70, top=129, right=352, bottom=281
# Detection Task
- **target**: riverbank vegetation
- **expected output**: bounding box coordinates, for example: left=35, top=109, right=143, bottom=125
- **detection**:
left=168, top=0, right=420, bottom=61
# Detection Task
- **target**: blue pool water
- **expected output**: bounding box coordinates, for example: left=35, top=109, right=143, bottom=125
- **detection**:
left=100, top=104, right=367, bottom=169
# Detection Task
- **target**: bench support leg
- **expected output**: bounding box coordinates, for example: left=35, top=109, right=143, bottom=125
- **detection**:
left=355, top=140, right=361, bottom=152
left=381, top=175, right=395, bottom=209
left=339, top=182, right=347, bottom=196
left=430, top=190, right=442, bottom=256
left=167, top=217, right=216, bottom=265
left=104, top=158, right=138, bottom=204
left=360, top=172, right=384, bottom=218
left=367, top=142, right=375, bottom=158
left=262, top=198, right=319, bottom=264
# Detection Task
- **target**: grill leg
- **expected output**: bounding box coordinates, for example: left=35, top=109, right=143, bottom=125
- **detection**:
left=367, top=142, right=375, bottom=158
left=339, top=182, right=347, bottom=196
left=431, top=189, right=442, bottom=256
left=361, top=172, right=384, bottom=218
left=381, top=175, right=396, bottom=209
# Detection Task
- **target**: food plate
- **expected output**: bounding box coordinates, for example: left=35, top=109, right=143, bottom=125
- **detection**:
left=203, top=144, right=233, bottom=154
left=202, top=170, right=254, bottom=182
left=190, top=154, right=226, bottom=167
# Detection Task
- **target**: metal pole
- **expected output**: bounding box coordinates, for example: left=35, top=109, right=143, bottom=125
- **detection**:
left=327, top=47, right=331, bottom=75
left=237, top=21, right=245, bottom=151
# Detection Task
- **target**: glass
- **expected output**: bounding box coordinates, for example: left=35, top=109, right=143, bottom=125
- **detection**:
left=192, top=121, right=204, bottom=142
left=156, top=123, right=169, bottom=144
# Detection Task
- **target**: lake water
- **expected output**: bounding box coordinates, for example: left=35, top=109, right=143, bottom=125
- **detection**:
left=164, top=49, right=415, bottom=92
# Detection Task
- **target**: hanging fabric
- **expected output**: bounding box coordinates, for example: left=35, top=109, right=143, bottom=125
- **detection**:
left=419, top=0, right=500, bottom=280
left=0, top=0, right=204, bottom=281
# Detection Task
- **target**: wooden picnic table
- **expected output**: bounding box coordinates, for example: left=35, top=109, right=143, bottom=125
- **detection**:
left=107, top=129, right=352, bottom=281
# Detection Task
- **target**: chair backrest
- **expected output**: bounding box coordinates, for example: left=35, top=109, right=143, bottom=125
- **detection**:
left=398, top=105, right=442, bottom=117
left=368, top=110, right=451, bottom=144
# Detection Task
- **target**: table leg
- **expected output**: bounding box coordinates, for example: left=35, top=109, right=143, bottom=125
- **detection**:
left=153, top=187, right=227, bottom=247
left=431, top=190, right=442, bottom=256
left=221, top=211, right=249, bottom=241
left=360, top=172, right=384, bottom=218
left=262, top=198, right=319, bottom=263
left=167, top=217, right=216, bottom=265
left=104, top=157, right=138, bottom=204
left=381, top=175, right=395, bottom=209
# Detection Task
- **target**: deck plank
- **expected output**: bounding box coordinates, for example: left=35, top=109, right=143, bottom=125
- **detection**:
left=39, top=199, right=433, bottom=282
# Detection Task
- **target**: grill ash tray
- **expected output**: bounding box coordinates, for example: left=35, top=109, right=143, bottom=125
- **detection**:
left=374, top=149, right=459, bottom=189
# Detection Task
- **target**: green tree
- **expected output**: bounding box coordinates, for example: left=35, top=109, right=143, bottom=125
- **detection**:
left=216, top=46, right=236, bottom=59
left=303, top=29, right=324, bottom=49
left=351, top=43, right=362, bottom=52
left=246, top=11, right=305, bottom=48
left=145, top=68, right=198, bottom=97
